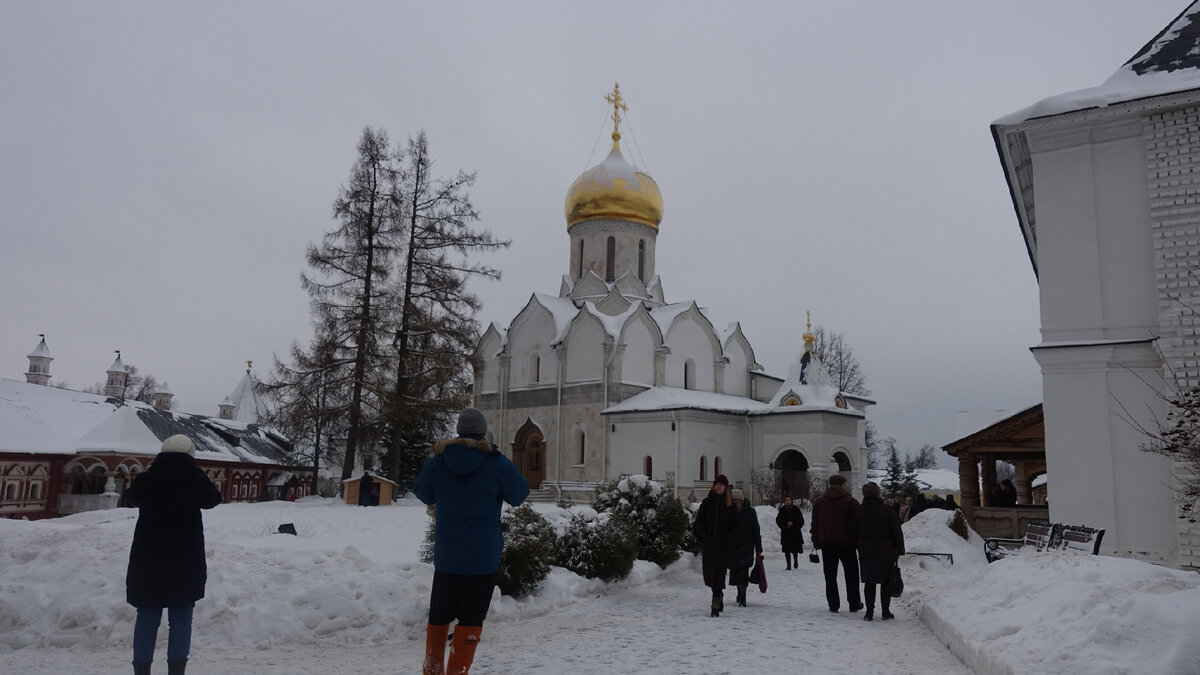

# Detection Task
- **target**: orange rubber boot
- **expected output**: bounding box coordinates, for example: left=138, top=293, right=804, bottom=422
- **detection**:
left=423, top=623, right=450, bottom=675
left=446, top=626, right=482, bottom=675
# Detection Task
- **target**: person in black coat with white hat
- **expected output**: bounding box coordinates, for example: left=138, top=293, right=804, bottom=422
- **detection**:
left=125, top=434, right=222, bottom=675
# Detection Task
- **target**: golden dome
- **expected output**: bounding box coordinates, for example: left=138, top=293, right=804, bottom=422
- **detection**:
left=564, top=141, right=663, bottom=229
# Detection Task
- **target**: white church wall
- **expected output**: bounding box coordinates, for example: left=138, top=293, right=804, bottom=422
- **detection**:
left=565, top=317, right=605, bottom=383
left=506, top=307, right=558, bottom=390
left=569, top=220, right=658, bottom=283
left=620, top=318, right=657, bottom=386
left=477, top=332, right=502, bottom=394
left=1034, top=341, right=1176, bottom=561
left=607, top=414, right=676, bottom=485
left=677, top=413, right=746, bottom=489
left=723, top=338, right=750, bottom=397
left=663, top=318, right=717, bottom=391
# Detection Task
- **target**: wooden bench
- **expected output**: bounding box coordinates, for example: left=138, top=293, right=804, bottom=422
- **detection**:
left=983, top=520, right=1104, bottom=563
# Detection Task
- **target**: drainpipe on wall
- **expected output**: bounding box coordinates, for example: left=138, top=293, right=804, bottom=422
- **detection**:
left=601, top=341, right=619, bottom=482
left=744, top=415, right=753, bottom=502
left=672, top=410, right=680, bottom=498
left=555, top=344, right=564, bottom=503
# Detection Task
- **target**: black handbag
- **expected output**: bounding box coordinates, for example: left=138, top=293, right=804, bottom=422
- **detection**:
left=888, top=563, right=904, bottom=598
left=808, top=552, right=820, bottom=564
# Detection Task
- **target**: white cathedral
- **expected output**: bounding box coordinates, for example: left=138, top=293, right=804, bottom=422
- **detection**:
left=473, top=86, right=872, bottom=503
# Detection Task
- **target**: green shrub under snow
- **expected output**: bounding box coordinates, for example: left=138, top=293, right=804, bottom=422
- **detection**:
left=593, top=475, right=690, bottom=568
left=495, top=504, right=556, bottom=598
left=555, top=511, right=637, bottom=581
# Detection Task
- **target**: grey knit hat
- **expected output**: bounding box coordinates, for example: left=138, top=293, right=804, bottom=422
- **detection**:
left=456, top=407, right=488, bottom=437
left=160, top=434, right=195, bottom=456
left=731, top=488, right=745, bottom=501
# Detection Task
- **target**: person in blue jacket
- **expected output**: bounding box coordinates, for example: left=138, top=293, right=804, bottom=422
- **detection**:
left=414, top=407, right=529, bottom=675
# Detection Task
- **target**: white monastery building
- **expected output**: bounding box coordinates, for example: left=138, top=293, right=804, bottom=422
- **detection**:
left=992, top=2, right=1200, bottom=568
left=474, top=86, right=873, bottom=503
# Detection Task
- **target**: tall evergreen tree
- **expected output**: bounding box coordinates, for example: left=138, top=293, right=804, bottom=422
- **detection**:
left=384, top=131, right=509, bottom=481
left=299, top=127, right=403, bottom=480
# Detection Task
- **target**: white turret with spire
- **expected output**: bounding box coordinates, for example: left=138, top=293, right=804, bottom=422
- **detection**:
left=104, top=351, right=128, bottom=399
left=25, top=335, right=53, bottom=385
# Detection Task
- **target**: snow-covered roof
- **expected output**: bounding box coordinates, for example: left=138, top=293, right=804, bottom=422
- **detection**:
left=767, top=350, right=842, bottom=408
left=226, top=371, right=270, bottom=423
left=603, top=384, right=862, bottom=417
left=996, top=2, right=1200, bottom=125
left=27, top=337, right=51, bottom=359
left=107, top=353, right=125, bottom=374
left=0, top=378, right=290, bottom=464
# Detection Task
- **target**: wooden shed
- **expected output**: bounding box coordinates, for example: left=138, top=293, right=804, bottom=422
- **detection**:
left=342, top=472, right=397, bottom=506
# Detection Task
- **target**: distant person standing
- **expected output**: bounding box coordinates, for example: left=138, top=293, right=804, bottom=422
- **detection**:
left=414, top=408, right=529, bottom=675
left=728, top=488, right=763, bottom=607
left=125, top=434, right=223, bottom=675
left=850, top=482, right=905, bottom=621
left=810, top=474, right=862, bottom=613
left=996, top=479, right=1018, bottom=507
left=693, top=474, right=738, bottom=617
left=775, top=495, right=805, bottom=570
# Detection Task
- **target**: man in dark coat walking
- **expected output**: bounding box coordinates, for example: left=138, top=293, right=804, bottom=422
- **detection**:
left=125, top=434, right=222, bottom=675
left=413, top=407, right=529, bottom=675
left=850, top=481, right=905, bottom=621
left=728, top=488, right=762, bottom=607
left=692, top=474, right=738, bottom=617
left=810, top=474, right=862, bottom=613
left=775, top=495, right=804, bottom=569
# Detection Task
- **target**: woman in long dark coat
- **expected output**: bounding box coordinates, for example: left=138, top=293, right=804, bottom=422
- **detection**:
left=728, top=488, right=762, bottom=607
left=775, top=495, right=805, bottom=569
left=126, top=435, right=222, bottom=675
left=849, top=481, right=905, bottom=621
left=692, top=474, right=738, bottom=617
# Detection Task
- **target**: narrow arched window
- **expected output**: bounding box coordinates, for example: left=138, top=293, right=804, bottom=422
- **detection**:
left=684, top=358, right=696, bottom=390
left=533, top=354, right=540, bottom=383
left=638, top=240, right=645, bottom=280
left=606, top=236, right=616, bottom=282
left=644, top=455, right=653, bottom=479
left=700, top=455, right=707, bottom=481
left=578, top=240, right=585, bottom=279
left=714, top=456, right=722, bottom=478
left=579, top=432, right=586, bottom=465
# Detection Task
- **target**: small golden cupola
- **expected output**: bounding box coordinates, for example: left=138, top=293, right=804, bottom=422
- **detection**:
left=564, top=83, right=664, bottom=230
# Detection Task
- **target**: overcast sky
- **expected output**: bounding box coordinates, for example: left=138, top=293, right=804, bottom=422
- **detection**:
left=1, top=1, right=1189, bottom=461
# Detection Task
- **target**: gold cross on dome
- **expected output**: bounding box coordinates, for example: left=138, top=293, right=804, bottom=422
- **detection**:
left=605, top=83, right=628, bottom=142
left=806, top=310, right=811, bottom=332
left=246, top=360, right=253, bottom=373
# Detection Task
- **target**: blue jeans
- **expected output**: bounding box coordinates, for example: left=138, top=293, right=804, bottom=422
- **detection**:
left=132, top=604, right=194, bottom=665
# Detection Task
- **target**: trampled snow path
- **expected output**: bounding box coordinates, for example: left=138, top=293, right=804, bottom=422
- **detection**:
left=0, top=499, right=971, bottom=674
left=4, top=560, right=970, bottom=674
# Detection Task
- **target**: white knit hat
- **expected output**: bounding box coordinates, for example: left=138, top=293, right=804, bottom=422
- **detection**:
left=160, top=434, right=195, bottom=456
left=731, top=488, right=745, bottom=501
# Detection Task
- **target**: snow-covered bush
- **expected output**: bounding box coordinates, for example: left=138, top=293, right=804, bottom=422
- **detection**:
left=593, top=474, right=690, bottom=568
left=681, top=502, right=702, bottom=555
left=555, top=511, right=637, bottom=581
left=496, top=504, right=555, bottom=597
left=418, top=507, right=435, bottom=564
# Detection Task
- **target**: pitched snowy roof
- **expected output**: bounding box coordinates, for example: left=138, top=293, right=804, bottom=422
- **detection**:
left=226, top=371, right=270, bottom=424
left=107, top=353, right=126, bottom=374
left=27, top=337, right=52, bottom=359
left=996, top=2, right=1200, bottom=124
left=767, top=350, right=843, bottom=409
left=603, top=384, right=863, bottom=417
left=0, top=378, right=290, bottom=463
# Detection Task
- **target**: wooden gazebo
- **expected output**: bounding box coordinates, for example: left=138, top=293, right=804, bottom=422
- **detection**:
left=942, top=404, right=1047, bottom=539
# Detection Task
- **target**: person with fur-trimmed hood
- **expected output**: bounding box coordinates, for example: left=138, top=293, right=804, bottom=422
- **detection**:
left=414, top=408, right=529, bottom=675
left=728, top=488, right=763, bottom=607
left=692, top=474, right=739, bottom=617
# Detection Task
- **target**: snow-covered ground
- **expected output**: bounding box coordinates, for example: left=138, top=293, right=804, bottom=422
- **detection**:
left=0, top=498, right=1196, bottom=674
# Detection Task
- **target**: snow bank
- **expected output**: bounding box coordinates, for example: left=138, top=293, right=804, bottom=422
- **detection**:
left=906, top=509, right=1200, bottom=675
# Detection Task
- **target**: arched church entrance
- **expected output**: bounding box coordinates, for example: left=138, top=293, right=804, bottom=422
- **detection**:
left=511, top=418, right=546, bottom=489
left=831, top=450, right=852, bottom=473
left=773, top=450, right=810, bottom=501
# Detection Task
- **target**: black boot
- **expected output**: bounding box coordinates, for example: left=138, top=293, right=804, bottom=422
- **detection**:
left=711, top=590, right=721, bottom=617
left=133, top=664, right=151, bottom=675
left=864, top=607, right=874, bottom=621
left=881, top=608, right=895, bottom=620
left=736, top=584, right=747, bottom=607
left=167, top=660, right=186, bottom=675
left=786, top=559, right=791, bottom=570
